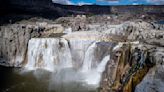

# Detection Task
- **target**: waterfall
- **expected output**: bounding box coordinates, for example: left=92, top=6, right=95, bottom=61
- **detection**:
left=81, top=55, right=110, bottom=86
left=81, top=42, right=97, bottom=73
left=25, top=38, right=72, bottom=71
left=24, top=37, right=112, bottom=89
left=96, top=55, right=110, bottom=73
left=68, top=39, right=94, bottom=69
left=58, top=38, right=72, bottom=69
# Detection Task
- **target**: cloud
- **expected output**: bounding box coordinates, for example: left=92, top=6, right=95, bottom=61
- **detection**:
left=77, top=2, right=93, bottom=6
left=52, top=0, right=73, bottom=5
left=97, top=0, right=119, bottom=1
left=96, top=0, right=120, bottom=3
left=52, top=0, right=93, bottom=6
left=127, top=0, right=164, bottom=5
left=146, top=0, right=164, bottom=4
left=128, top=0, right=164, bottom=4
left=52, top=0, right=164, bottom=5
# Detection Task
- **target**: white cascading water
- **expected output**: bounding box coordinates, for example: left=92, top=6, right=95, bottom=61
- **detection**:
left=25, top=38, right=72, bottom=71
left=81, top=55, right=110, bottom=86
left=24, top=38, right=111, bottom=89
left=81, top=42, right=97, bottom=73
left=58, top=38, right=73, bottom=69
left=68, top=39, right=94, bottom=68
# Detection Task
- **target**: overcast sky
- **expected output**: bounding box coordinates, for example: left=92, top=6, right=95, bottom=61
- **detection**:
left=52, top=0, right=164, bottom=5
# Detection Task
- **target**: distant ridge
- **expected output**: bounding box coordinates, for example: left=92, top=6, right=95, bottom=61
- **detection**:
left=1, top=0, right=164, bottom=15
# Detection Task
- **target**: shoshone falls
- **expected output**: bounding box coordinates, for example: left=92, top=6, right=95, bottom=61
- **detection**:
left=1, top=19, right=164, bottom=92
left=0, top=4, right=164, bottom=92
left=23, top=34, right=114, bottom=91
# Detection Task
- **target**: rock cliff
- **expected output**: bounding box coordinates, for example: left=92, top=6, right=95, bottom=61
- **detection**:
left=0, top=16, right=164, bottom=92
left=0, top=1, right=164, bottom=91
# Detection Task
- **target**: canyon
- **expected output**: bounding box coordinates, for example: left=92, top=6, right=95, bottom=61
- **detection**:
left=0, top=0, right=164, bottom=92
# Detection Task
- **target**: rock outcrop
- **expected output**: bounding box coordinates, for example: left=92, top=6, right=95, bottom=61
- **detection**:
left=135, top=48, right=164, bottom=92
left=135, top=65, right=164, bottom=92
left=98, top=21, right=164, bottom=92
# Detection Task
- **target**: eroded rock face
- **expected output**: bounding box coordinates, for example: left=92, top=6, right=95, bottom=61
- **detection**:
left=98, top=21, right=164, bottom=92
left=0, top=24, right=34, bottom=67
